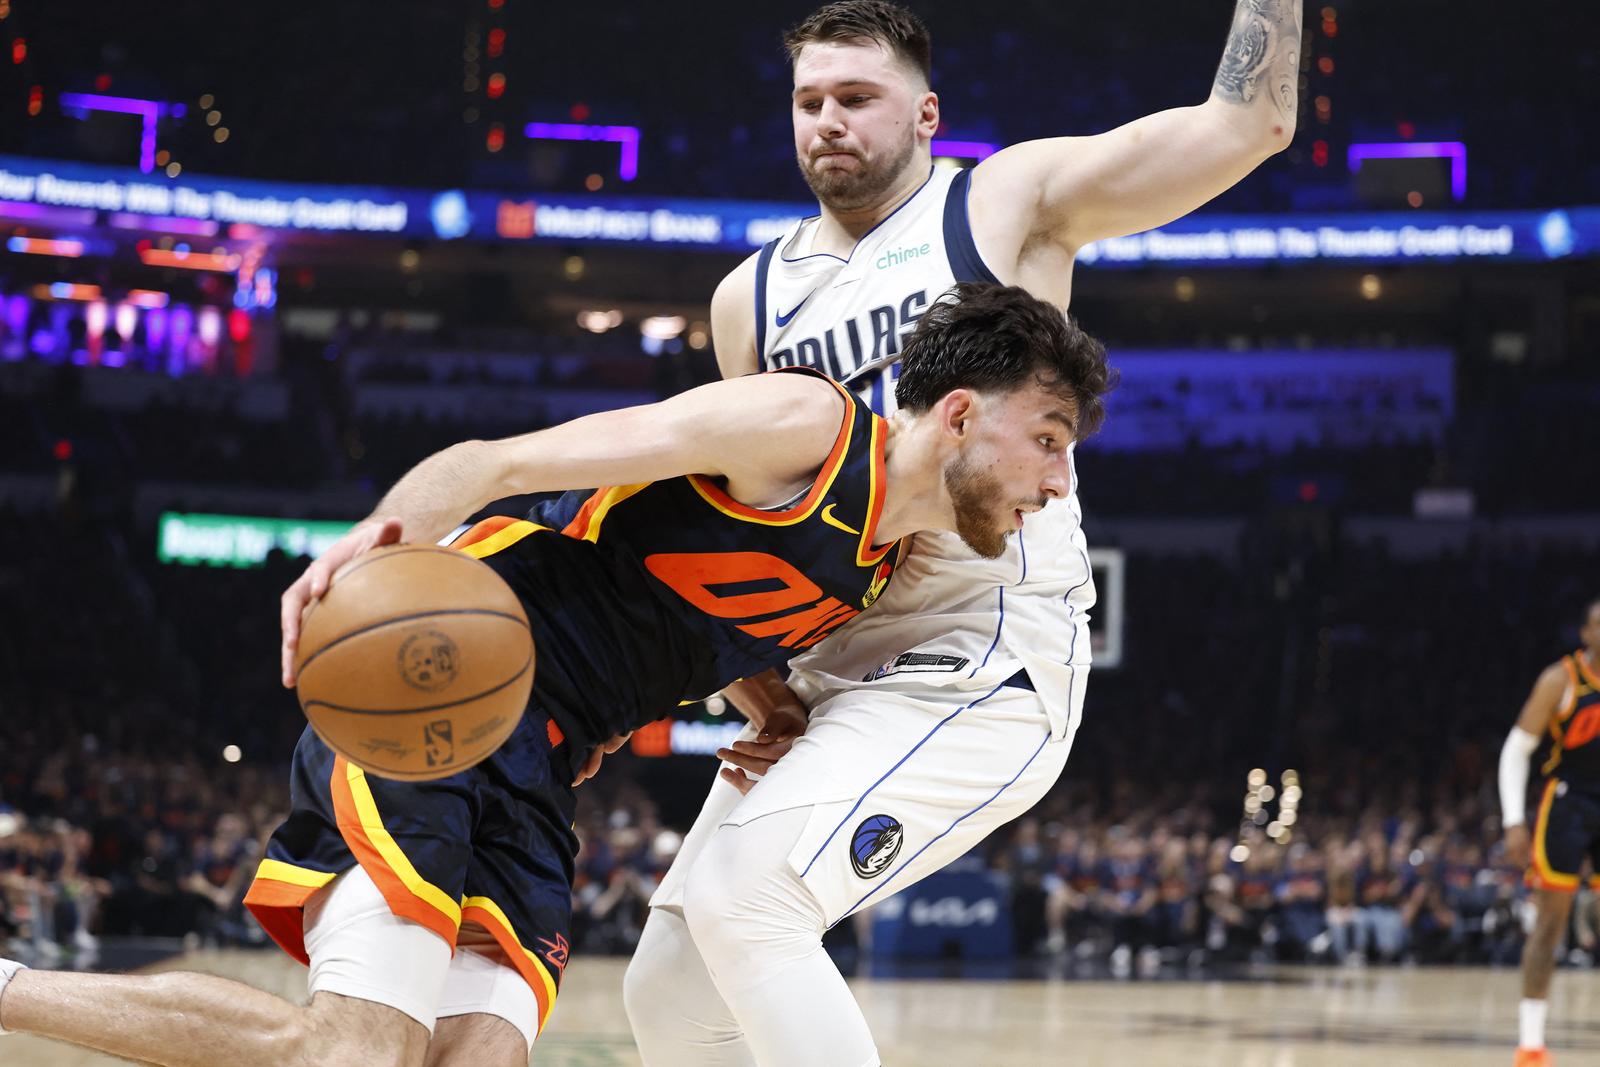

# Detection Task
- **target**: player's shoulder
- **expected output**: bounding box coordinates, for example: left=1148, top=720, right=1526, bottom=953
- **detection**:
left=699, top=371, right=850, bottom=494
left=1537, top=657, right=1575, bottom=689
left=713, top=367, right=846, bottom=431
left=713, top=250, right=762, bottom=311
left=711, top=251, right=764, bottom=377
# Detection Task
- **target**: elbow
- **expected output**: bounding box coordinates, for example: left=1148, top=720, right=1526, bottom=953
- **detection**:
left=1254, top=122, right=1295, bottom=158
left=1206, top=98, right=1295, bottom=159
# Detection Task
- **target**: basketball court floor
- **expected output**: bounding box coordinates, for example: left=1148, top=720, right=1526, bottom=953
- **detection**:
left=12, top=950, right=1600, bottom=1065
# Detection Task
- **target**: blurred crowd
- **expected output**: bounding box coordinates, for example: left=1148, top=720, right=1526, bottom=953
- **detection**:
left=994, top=793, right=1538, bottom=974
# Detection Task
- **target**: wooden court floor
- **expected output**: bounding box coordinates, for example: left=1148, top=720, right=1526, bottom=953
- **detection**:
left=12, top=950, right=1600, bottom=1066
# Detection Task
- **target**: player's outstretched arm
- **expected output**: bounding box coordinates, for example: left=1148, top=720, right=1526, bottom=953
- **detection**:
left=481, top=371, right=844, bottom=514
left=374, top=371, right=846, bottom=548
left=279, top=374, right=846, bottom=685
left=976, top=0, right=1303, bottom=251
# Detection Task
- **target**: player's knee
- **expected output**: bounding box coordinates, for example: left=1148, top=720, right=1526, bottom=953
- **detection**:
left=1534, top=900, right=1570, bottom=929
left=622, top=929, right=678, bottom=1027
left=1533, top=912, right=1567, bottom=940
left=423, top=1017, right=529, bottom=1067
left=681, top=831, right=770, bottom=967
left=681, top=822, right=821, bottom=971
left=336, top=1027, right=428, bottom=1067
left=294, top=993, right=430, bottom=1067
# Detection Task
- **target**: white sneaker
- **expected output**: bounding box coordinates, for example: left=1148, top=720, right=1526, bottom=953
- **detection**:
left=0, top=958, right=26, bottom=1036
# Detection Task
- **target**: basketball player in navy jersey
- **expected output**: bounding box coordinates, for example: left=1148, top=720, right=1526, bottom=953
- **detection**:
left=622, top=4, right=1302, bottom=1066
left=0, top=286, right=1113, bottom=1067
left=1500, top=598, right=1600, bottom=1066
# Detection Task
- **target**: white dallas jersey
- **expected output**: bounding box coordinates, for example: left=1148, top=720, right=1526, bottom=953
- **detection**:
left=756, top=164, right=1094, bottom=742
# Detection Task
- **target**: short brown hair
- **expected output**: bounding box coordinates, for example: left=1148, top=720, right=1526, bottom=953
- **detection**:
left=895, top=283, right=1118, bottom=440
left=783, top=2, right=932, bottom=86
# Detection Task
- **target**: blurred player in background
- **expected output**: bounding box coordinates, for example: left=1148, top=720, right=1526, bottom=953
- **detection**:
left=622, top=2, right=1303, bottom=1065
left=1500, top=598, right=1600, bottom=1067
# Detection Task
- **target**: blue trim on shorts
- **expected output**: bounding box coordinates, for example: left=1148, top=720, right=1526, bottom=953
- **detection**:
left=800, top=680, right=1009, bottom=878
left=835, top=727, right=1054, bottom=922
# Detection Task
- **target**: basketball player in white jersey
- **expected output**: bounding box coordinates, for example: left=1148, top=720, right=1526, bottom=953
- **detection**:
left=621, top=4, right=1303, bottom=1065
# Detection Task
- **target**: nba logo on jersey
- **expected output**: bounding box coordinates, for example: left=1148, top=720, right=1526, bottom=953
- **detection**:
left=850, top=814, right=904, bottom=879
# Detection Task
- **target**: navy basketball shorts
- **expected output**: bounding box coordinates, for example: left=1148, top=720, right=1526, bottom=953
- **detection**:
left=1527, top=778, right=1600, bottom=893
left=245, top=702, right=578, bottom=1036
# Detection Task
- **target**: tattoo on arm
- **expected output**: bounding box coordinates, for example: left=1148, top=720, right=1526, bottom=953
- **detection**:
left=1213, top=0, right=1303, bottom=122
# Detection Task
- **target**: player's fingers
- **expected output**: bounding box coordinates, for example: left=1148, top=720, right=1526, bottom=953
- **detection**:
left=719, top=767, right=756, bottom=796
left=303, top=561, right=325, bottom=601
left=716, top=746, right=777, bottom=777
left=279, top=575, right=315, bottom=687
left=602, top=732, right=631, bottom=754
left=729, top=737, right=796, bottom=760
left=572, top=746, right=605, bottom=787
left=373, top=517, right=404, bottom=545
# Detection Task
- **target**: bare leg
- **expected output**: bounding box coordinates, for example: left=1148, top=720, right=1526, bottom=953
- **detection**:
left=426, top=1013, right=528, bottom=1067
left=1522, top=889, right=1575, bottom=999
left=1, top=969, right=428, bottom=1067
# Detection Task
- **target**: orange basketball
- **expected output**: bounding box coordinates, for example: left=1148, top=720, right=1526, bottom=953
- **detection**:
left=294, top=543, right=534, bottom=781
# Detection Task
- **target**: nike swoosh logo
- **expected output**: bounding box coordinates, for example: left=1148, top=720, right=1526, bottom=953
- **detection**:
left=821, top=502, right=860, bottom=535
left=775, top=292, right=814, bottom=327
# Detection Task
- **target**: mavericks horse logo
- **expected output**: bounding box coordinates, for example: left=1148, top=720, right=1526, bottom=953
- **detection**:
left=850, top=814, right=904, bottom=879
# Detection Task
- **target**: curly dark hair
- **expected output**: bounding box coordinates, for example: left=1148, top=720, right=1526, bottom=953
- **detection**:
left=894, top=283, right=1118, bottom=439
left=783, top=1, right=933, bottom=86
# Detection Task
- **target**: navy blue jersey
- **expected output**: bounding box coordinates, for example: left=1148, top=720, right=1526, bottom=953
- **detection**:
left=460, top=367, right=903, bottom=766
left=1542, top=651, right=1600, bottom=786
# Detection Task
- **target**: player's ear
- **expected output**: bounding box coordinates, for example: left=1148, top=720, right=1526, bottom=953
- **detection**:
left=917, top=91, right=939, bottom=140
left=938, top=388, right=973, bottom=438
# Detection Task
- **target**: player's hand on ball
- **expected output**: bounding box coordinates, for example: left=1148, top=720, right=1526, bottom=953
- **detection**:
left=1503, top=824, right=1531, bottom=869
left=279, top=516, right=404, bottom=687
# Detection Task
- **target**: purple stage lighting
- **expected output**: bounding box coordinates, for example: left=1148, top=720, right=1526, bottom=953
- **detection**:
left=931, top=140, right=999, bottom=161
left=59, top=92, right=179, bottom=174
left=108, top=212, right=220, bottom=237
left=0, top=200, right=50, bottom=220
left=523, top=122, right=640, bottom=181
left=1348, top=141, right=1467, bottom=202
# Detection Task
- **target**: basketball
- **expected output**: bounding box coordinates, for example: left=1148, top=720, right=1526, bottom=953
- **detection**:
left=293, top=544, right=534, bottom=781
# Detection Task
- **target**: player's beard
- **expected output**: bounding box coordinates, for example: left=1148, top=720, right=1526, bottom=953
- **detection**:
left=943, top=452, right=1012, bottom=560
left=798, top=129, right=917, bottom=213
